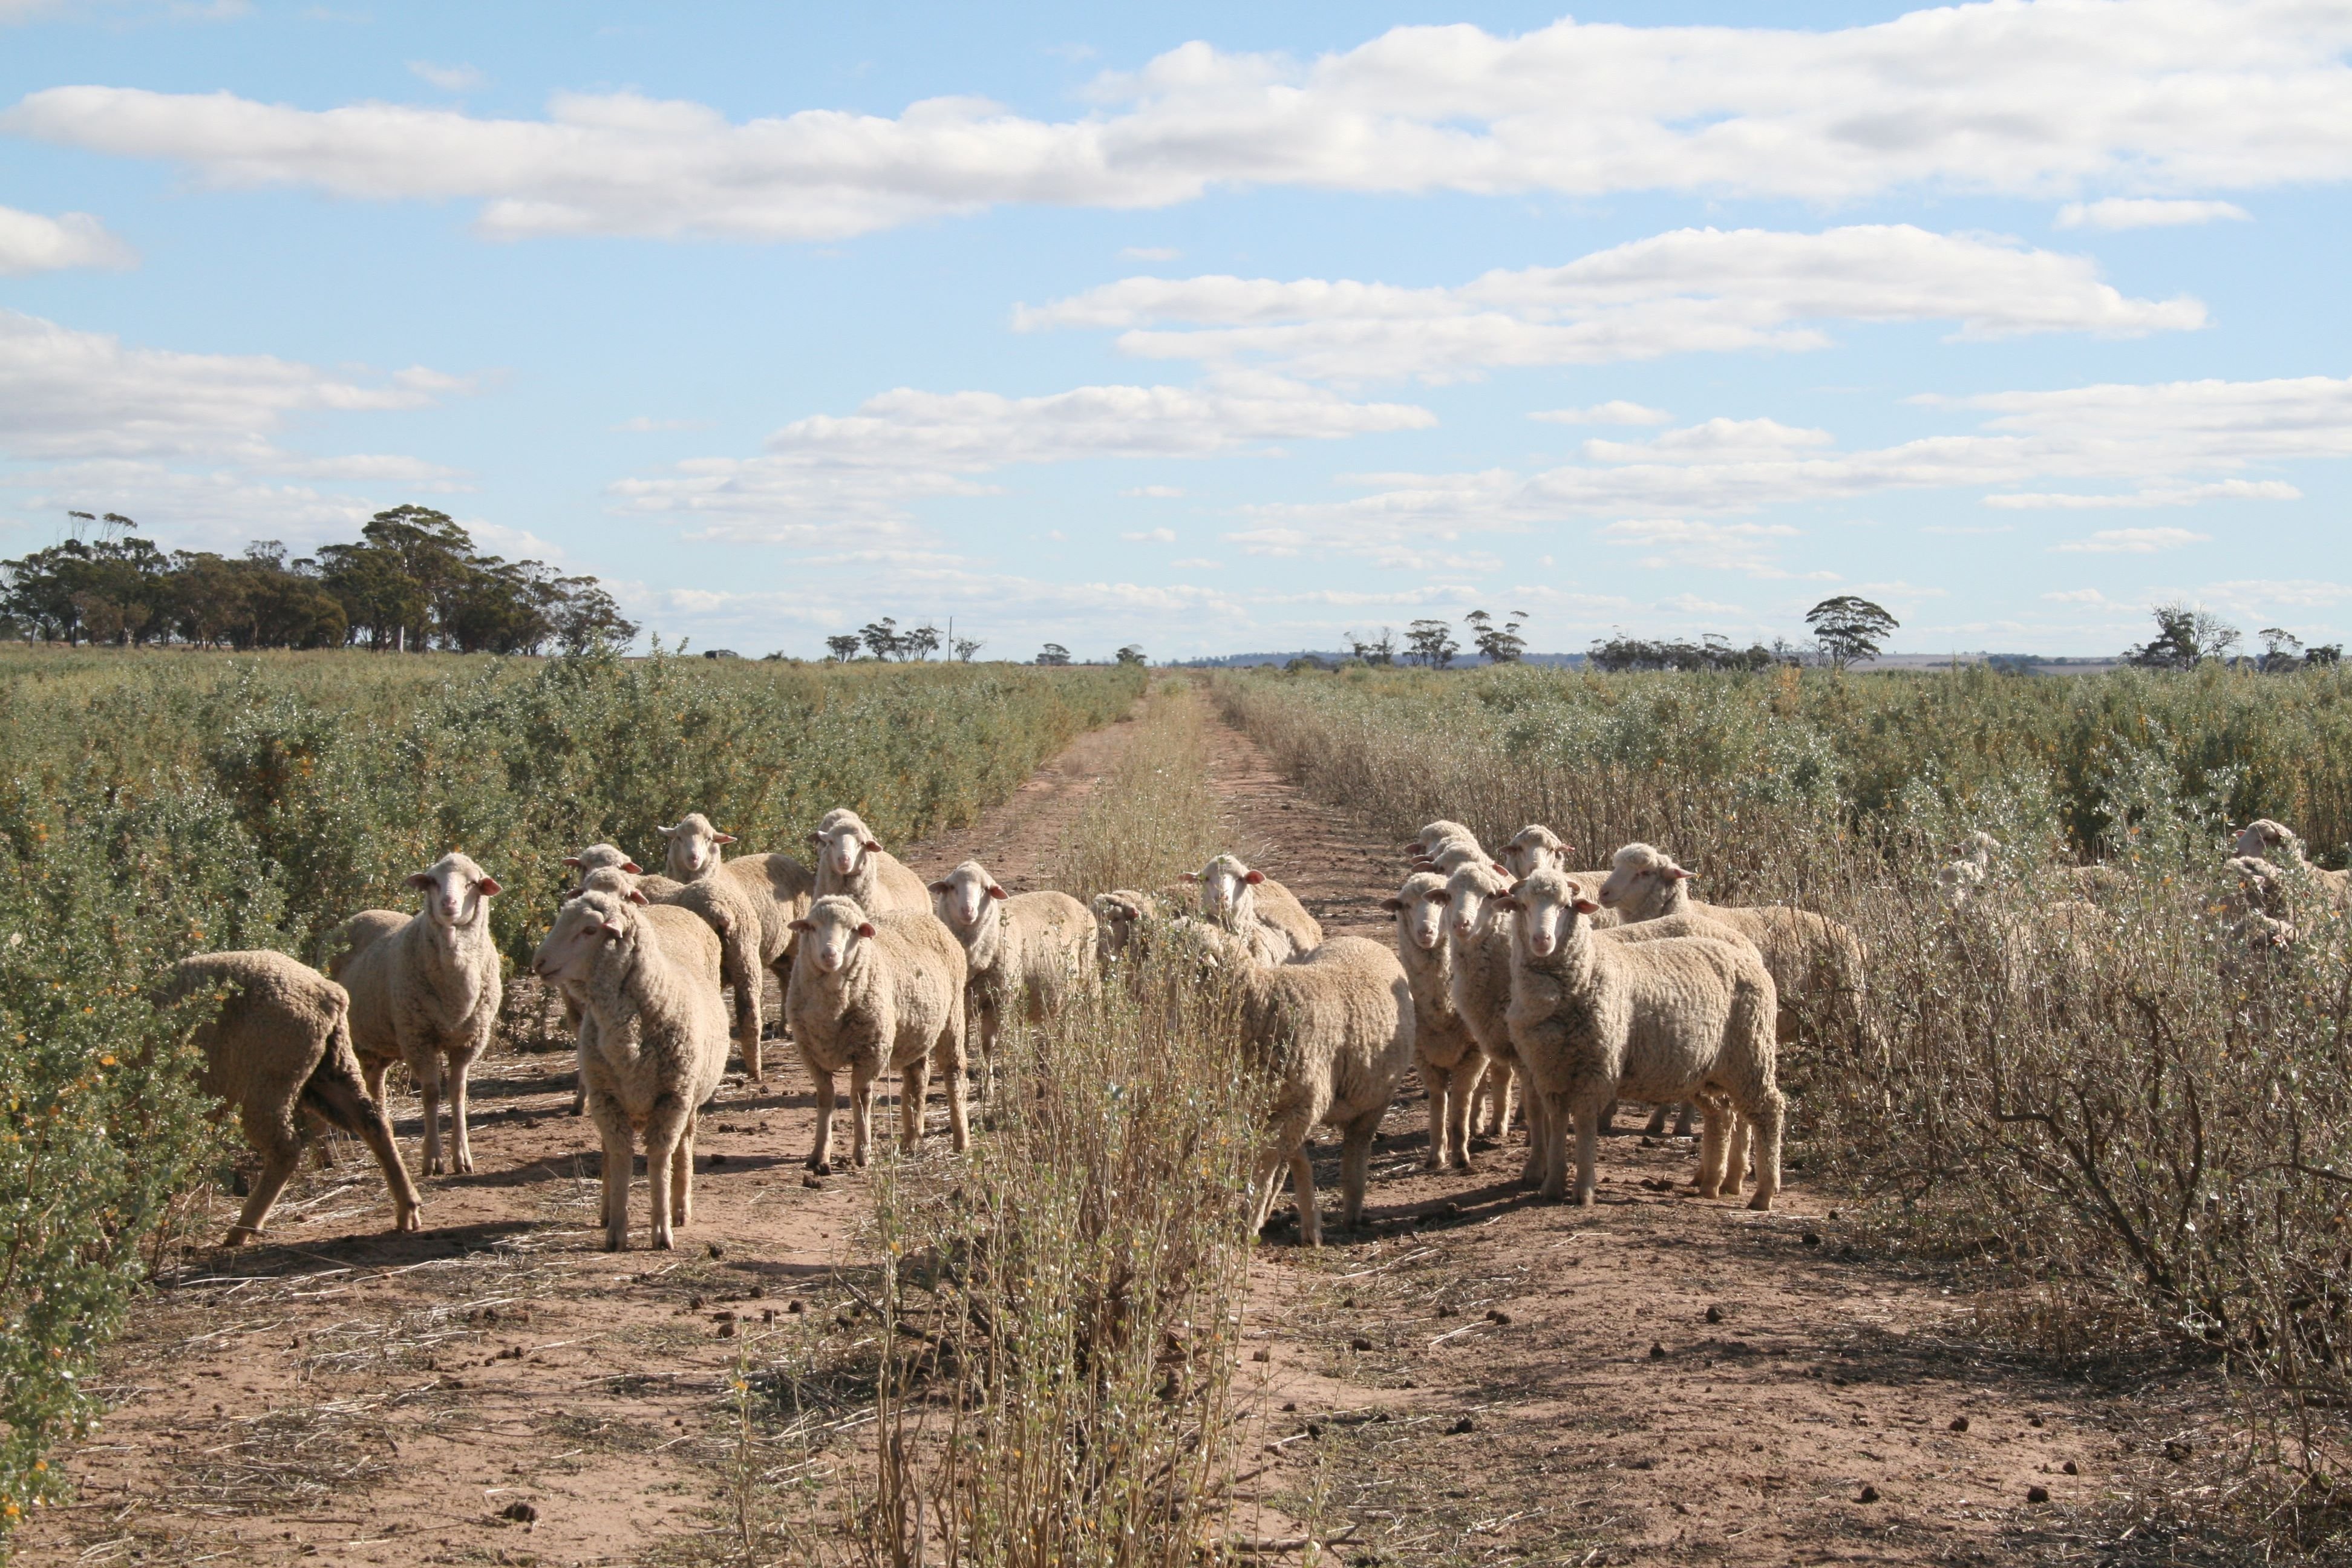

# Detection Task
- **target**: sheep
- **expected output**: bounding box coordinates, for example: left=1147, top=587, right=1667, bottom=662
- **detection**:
left=1595, top=841, right=1869, bottom=1051
left=1091, top=889, right=1175, bottom=969
left=1413, top=839, right=1505, bottom=878
left=1597, top=903, right=1771, bottom=1145
left=1380, top=871, right=1485, bottom=1171
left=1406, top=820, right=1478, bottom=861
left=658, top=814, right=819, bottom=1081
left=565, top=842, right=684, bottom=901
left=1497, top=868, right=1783, bottom=1209
left=1186, top=853, right=1324, bottom=964
left=1951, top=831, right=2136, bottom=908
left=1182, top=922, right=1414, bottom=1246
left=1441, top=861, right=1545, bottom=1183
left=2234, top=818, right=2351, bottom=911
left=531, top=887, right=730, bottom=1250
left=165, top=950, right=422, bottom=1245
left=808, top=808, right=934, bottom=915
left=328, top=852, right=503, bottom=1177
left=786, top=895, right=969, bottom=1174
left=930, top=859, right=1097, bottom=1091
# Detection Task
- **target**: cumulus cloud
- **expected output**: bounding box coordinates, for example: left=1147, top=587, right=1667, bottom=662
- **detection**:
left=2056, top=197, right=2252, bottom=229
left=1985, top=479, right=2298, bottom=508
left=0, top=205, right=135, bottom=275
left=1532, top=401, right=1673, bottom=426
left=610, top=373, right=1432, bottom=540
left=1120, top=483, right=1185, bottom=497
left=1597, top=517, right=1816, bottom=580
left=13, top=4, right=2352, bottom=240
left=613, top=415, right=712, bottom=432
left=1121, top=527, right=1177, bottom=543
left=2050, top=526, right=2214, bottom=552
left=1019, top=226, right=2204, bottom=381
left=2043, top=587, right=2110, bottom=603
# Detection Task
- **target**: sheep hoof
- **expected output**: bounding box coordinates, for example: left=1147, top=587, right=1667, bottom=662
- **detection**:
left=453, top=1154, right=474, bottom=1175
left=806, top=1159, right=832, bottom=1177
left=1746, top=1192, right=1775, bottom=1212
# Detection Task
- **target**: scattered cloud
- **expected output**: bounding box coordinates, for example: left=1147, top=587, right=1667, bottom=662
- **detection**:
left=2056, top=197, right=2251, bottom=229
left=1984, top=479, right=2298, bottom=508
left=1121, top=527, right=1177, bottom=543
left=1021, top=226, right=2204, bottom=382
left=1119, top=246, right=1178, bottom=261
left=1596, top=517, right=1817, bottom=579
left=1532, top=401, right=1673, bottom=426
left=0, top=206, right=136, bottom=275
left=2043, top=587, right=2110, bottom=603
left=408, top=60, right=485, bottom=92
left=1119, top=483, right=1185, bottom=497
left=15, top=5, right=2352, bottom=240
left=1656, top=591, right=1745, bottom=615
left=614, top=415, right=713, bottom=432
left=1171, top=557, right=1221, bottom=569
left=2051, top=526, right=2215, bottom=553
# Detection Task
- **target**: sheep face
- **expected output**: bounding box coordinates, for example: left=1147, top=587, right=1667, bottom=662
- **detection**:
left=1504, top=872, right=1599, bottom=959
left=1595, top=842, right=1691, bottom=918
left=659, top=813, right=736, bottom=878
left=2235, top=819, right=2300, bottom=861
left=1410, top=820, right=1473, bottom=858
left=2226, top=855, right=2288, bottom=919
left=569, top=866, right=650, bottom=906
left=1382, top=872, right=1449, bottom=952
left=1189, top=854, right=1263, bottom=926
left=564, top=843, right=642, bottom=877
left=930, top=860, right=1007, bottom=933
left=533, top=890, right=632, bottom=987
left=407, top=852, right=500, bottom=930
left=1501, top=826, right=1569, bottom=880
left=809, top=815, right=881, bottom=881
left=1442, top=863, right=1512, bottom=941
left=790, top=896, right=877, bottom=975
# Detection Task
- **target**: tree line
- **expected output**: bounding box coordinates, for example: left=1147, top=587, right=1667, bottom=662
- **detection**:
left=0, top=506, right=638, bottom=655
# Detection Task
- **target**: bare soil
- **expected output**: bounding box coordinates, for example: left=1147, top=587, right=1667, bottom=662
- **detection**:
left=19, top=705, right=2233, bottom=1566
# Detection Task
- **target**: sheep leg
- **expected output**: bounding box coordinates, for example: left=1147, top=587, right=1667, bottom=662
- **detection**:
left=1517, top=1065, right=1550, bottom=1187
left=1743, top=1089, right=1786, bottom=1212
left=225, top=1115, right=302, bottom=1246
left=593, top=1112, right=634, bottom=1251
left=413, top=1052, right=448, bottom=1177
left=735, top=983, right=763, bottom=1083
left=443, top=1045, right=477, bottom=1175
left=805, top=1068, right=838, bottom=1175
left=1443, top=1062, right=1477, bottom=1172
left=849, top=1067, right=876, bottom=1169
left=671, top=1114, right=694, bottom=1228
left=1289, top=1150, right=1322, bottom=1247
left=1421, top=1058, right=1451, bottom=1171
left=900, top=1057, right=931, bottom=1151
left=1674, top=1103, right=1697, bottom=1138
left=1694, top=1102, right=1729, bottom=1199
left=936, top=1036, right=969, bottom=1154
left=645, top=1091, right=690, bottom=1249
left=1338, top=1109, right=1380, bottom=1232
left=299, top=1059, right=421, bottom=1233
left=1642, top=1103, right=1668, bottom=1136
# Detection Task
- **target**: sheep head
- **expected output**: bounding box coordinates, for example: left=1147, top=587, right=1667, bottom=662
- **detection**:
left=407, top=852, right=500, bottom=929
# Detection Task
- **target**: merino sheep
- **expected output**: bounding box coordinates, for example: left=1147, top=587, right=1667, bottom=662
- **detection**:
left=532, top=887, right=730, bottom=1250
left=1183, top=923, right=1414, bottom=1245
left=1498, top=868, right=1784, bottom=1209
left=808, top=808, right=933, bottom=915
left=1187, top=853, right=1324, bottom=964
left=1495, top=824, right=1621, bottom=898
left=166, top=950, right=422, bottom=1245
left=786, top=895, right=969, bottom=1174
left=1442, top=861, right=1543, bottom=1181
left=1407, top=820, right=1478, bottom=861
left=2235, top=818, right=2351, bottom=911
left=930, top=859, right=1097, bottom=1091
left=1091, top=889, right=1175, bottom=969
left=1598, top=904, right=1770, bottom=1145
left=328, top=853, right=503, bottom=1177
left=1596, top=841, right=1869, bottom=1050
left=1951, top=831, right=2136, bottom=908
left=658, top=814, right=822, bottom=1081
left=1380, top=871, right=1485, bottom=1171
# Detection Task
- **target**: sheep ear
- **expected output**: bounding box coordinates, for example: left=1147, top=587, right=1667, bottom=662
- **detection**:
left=1243, top=870, right=1264, bottom=885
left=1428, top=890, right=1452, bottom=904
left=562, top=855, right=583, bottom=869
left=621, top=859, right=642, bottom=874
left=929, top=881, right=953, bottom=893
left=1180, top=872, right=1200, bottom=883
left=806, top=832, right=824, bottom=846
left=1671, top=869, right=1697, bottom=882
left=789, top=918, right=814, bottom=933
left=658, top=823, right=679, bottom=837
left=862, top=838, right=883, bottom=852
left=1492, top=895, right=1521, bottom=910
left=405, top=872, right=434, bottom=889
left=987, top=885, right=1007, bottom=900
left=599, top=918, right=627, bottom=938
left=476, top=876, right=501, bottom=897
left=715, top=832, right=737, bottom=844
left=1491, top=861, right=1508, bottom=874
left=856, top=922, right=877, bottom=939
left=1573, top=898, right=1601, bottom=915
left=626, top=889, right=649, bottom=906
left=1379, top=897, right=1404, bottom=912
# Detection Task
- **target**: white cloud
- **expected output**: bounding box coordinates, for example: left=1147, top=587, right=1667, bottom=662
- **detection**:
left=1119, top=483, right=1185, bottom=497
left=1020, top=226, right=2203, bottom=381
left=1656, top=591, right=1745, bottom=616
left=1121, top=527, right=1177, bottom=543
left=1985, top=479, right=2299, bottom=508
left=408, top=61, right=485, bottom=93
left=2198, top=578, right=2352, bottom=610
left=1532, top=401, right=1673, bottom=426
left=614, top=415, right=713, bottom=432
left=2056, top=197, right=2251, bottom=229
left=2050, top=526, right=2214, bottom=553
left=2043, top=587, right=2110, bottom=603
left=1119, top=246, right=1178, bottom=261
left=15, top=5, right=2352, bottom=240
left=611, top=373, right=1432, bottom=540
left=0, top=206, right=136, bottom=275
left=1171, top=557, right=1221, bottom=569
left=1597, top=517, right=1817, bottom=580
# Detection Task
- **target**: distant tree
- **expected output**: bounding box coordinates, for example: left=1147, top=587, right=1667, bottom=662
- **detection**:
left=952, top=636, right=984, bottom=662
left=1346, top=627, right=1397, bottom=666
left=825, top=633, right=863, bottom=662
left=2307, top=644, right=2344, bottom=667
left=1116, top=644, right=1146, bottom=667
left=1804, top=596, right=1899, bottom=670
left=860, top=618, right=902, bottom=661
left=2257, top=627, right=2305, bottom=673
left=902, top=622, right=942, bottom=661
left=1405, top=618, right=1459, bottom=668
left=1465, top=609, right=1527, bottom=664
left=2125, top=602, right=2239, bottom=670
left=1036, top=642, right=1073, bottom=667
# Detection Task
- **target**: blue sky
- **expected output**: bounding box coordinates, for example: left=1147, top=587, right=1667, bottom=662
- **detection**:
left=1, top=1, right=2347, bottom=660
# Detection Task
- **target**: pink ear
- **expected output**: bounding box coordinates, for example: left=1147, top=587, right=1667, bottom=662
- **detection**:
left=1243, top=870, right=1264, bottom=885
left=856, top=922, right=877, bottom=939
left=1491, top=861, right=1508, bottom=874
left=987, top=885, right=1007, bottom=900
left=600, top=919, right=626, bottom=938
left=626, top=889, right=649, bottom=906
left=1573, top=898, right=1600, bottom=914
left=1494, top=896, right=1521, bottom=911
left=929, top=881, right=952, bottom=893
left=1671, top=868, right=1696, bottom=881
left=716, top=833, right=737, bottom=844
left=405, top=872, right=434, bottom=889
left=1180, top=872, right=1200, bottom=883
left=789, top=918, right=814, bottom=933
left=476, top=876, right=501, bottom=897
left=862, top=838, right=882, bottom=852
left=621, top=859, right=642, bottom=874
left=562, top=856, right=583, bottom=869
left=1379, top=897, right=1404, bottom=912
left=806, top=832, right=824, bottom=846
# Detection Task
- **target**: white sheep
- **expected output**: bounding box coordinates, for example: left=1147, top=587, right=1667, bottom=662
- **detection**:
left=807, top=808, right=935, bottom=916
left=1090, top=888, right=1174, bottom=969
left=166, top=950, right=423, bottom=1245
left=1951, top=830, right=2135, bottom=907
left=1406, top=820, right=1478, bottom=861
left=531, top=886, right=730, bottom=1250
left=328, top=852, right=504, bottom=1177
left=2234, top=818, right=2351, bottom=912
left=930, top=858, right=1097, bottom=1091
left=658, top=814, right=820, bottom=1081
left=1186, top=853, right=1324, bottom=964
left=786, top=895, right=970, bottom=1173
left=1440, top=860, right=1544, bottom=1183
left=1380, top=870, right=1485, bottom=1171
left=1498, top=867, right=1784, bottom=1209
left=1183, top=922, right=1414, bottom=1246
left=1497, top=824, right=1621, bottom=907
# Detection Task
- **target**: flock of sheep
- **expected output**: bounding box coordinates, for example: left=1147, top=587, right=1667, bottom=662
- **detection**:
left=168, top=800, right=2344, bottom=1255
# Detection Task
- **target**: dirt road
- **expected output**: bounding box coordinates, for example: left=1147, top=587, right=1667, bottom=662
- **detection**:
left=21, top=705, right=2213, bottom=1567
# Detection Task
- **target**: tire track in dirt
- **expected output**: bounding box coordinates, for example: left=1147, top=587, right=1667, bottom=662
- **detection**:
left=1198, top=704, right=2188, bottom=1567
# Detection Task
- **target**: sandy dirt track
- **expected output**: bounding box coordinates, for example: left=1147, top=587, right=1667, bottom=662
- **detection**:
left=19, top=703, right=2223, bottom=1567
